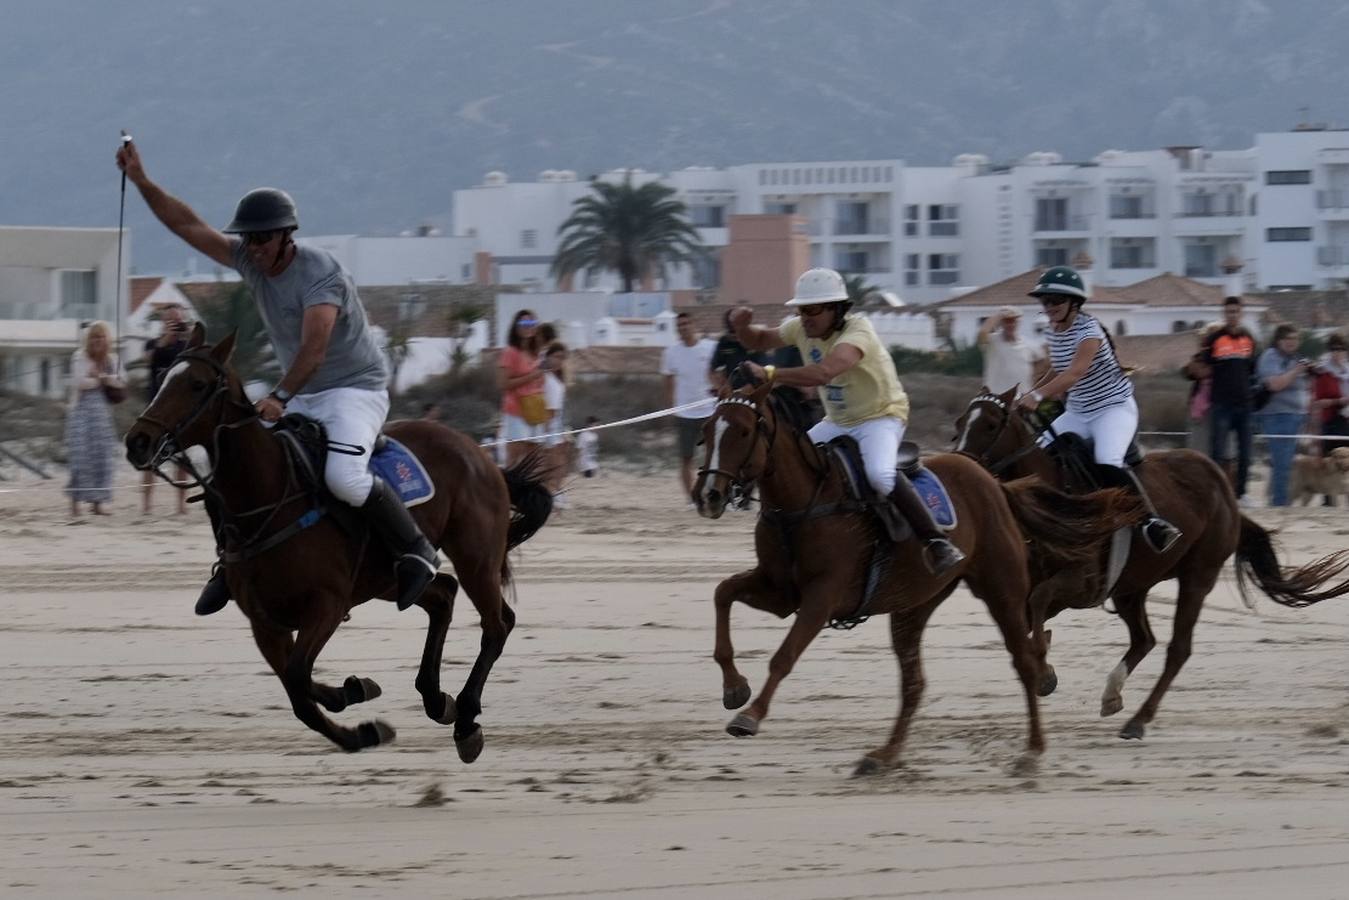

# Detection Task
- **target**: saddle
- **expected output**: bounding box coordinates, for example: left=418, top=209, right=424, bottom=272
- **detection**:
left=1043, top=431, right=1143, bottom=493
left=823, top=437, right=958, bottom=542
left=272, top=414, right=435, bottom=509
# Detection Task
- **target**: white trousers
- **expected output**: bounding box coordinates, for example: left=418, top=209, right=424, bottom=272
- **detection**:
left=1037, top=396, right=1137, bottom=467
left=285, top=386, right=390, bottom=506
left=808, top=416, right=906, bottom=494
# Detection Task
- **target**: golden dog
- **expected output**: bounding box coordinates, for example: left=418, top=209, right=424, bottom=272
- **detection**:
left=1290, top=446, right=1349, bottom=505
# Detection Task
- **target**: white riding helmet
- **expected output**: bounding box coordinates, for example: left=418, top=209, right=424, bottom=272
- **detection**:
left=785, top=268, right=849, bottom=306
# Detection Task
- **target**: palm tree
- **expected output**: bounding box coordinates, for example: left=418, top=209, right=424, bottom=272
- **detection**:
left=194, top=282, right=278, bottom=384
left=842, top=273, right=879, bottom=306
left=552, top=172, right=704, bottom=293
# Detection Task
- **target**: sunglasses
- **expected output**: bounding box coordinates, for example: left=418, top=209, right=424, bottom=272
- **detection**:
left=1037, top=295, right=1070, bottom=307
left=517, top=317, right=539, bottom=327
left=798, top=304, right=833, bottom=317
left=241, top=230, right=283, bottom=246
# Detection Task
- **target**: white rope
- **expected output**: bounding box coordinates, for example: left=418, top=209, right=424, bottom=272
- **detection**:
left=481, top=398, right=715, bottom=448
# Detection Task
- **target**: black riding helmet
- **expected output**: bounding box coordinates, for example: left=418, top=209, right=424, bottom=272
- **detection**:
left=223, top=188, right=299, bottom=234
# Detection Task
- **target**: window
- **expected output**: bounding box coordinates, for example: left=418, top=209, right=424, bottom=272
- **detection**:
left=835, top=201, right=870, bottom=234
left=928, top=253, right=959, bottom=285
left=40, top=357, right=51, bottom=394
left=1266, top=227, right=1312, bottom=242
left=690, top=205, right=725, bottom=228
left=764, top=202, right=797, bottom=215
left=460, top=263, right=471, bottom=281
left=904, top=204, right=919, bottom=236
left=1109, top=238, right=1155, bottom=269
left=904, top=253, right=920, bottom=286
left=1034, top=197, right=1069, bottom=231
left=1034, top=246, right=1069, bottom=268
left=835, top=250, right=870, bottom=272
left=59, top=269, right=97, bottom=318
left=398, top=292, right=424, bottom=323
left=1115, top=321, right=1128, bottom=336
left=928, top=204, right=959, bottom=237
left=1265, top=170, right=1312, bottom=185
left=1171, top=320, right=1190, bottom=333
left=1109, top=194, right=1146, bottom=219
left=1184, top=243, right=1218, bottom=277
left=520, top=229, right=537, bottom=249
left=692, top=253, right=721, bottom=289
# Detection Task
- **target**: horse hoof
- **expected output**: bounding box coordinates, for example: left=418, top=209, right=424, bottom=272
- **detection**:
left=1037, top=669, right=1058, bottom=698
left=1100, top=696, right=1124, bottom=718
left=852, top=756, right=885, bottom=778
left=356, top=719, right=396, bottom=750
left=344, top=675, right=382, bottom=705
left=1119, top=720, right=1145, bottom=740
left=725, top=713, right=759, bottom=737
left=455, top=726, right=484, bottom=764
left=722, top=681, right=751, bottom=710
left=1008, top=753, right=1040, bottom=778
left=433, top=692, right=457, bottom=725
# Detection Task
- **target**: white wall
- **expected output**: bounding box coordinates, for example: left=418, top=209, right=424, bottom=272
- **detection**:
left=298, top=234, right=478, bottom=286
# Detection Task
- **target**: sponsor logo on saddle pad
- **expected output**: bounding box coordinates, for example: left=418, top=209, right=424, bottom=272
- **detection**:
left=370, top=437, right=435, bottom=508
left=911, top=467, right=956, bottom=530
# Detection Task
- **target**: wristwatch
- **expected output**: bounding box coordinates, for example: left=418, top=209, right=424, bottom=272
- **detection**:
left=269, top=386, right=293, bottom=405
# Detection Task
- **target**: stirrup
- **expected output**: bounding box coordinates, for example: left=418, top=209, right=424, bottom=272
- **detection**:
left=1142, top=518, right=1182, bottom=554
left=922, top=538, right=965, bottom=576
left=195, top=563, right=231, bottom=616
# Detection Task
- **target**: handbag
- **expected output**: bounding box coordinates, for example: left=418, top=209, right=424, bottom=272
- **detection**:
left=101, top=382, right=127, bottom=405
left=517, top=392, right=551, bottom=426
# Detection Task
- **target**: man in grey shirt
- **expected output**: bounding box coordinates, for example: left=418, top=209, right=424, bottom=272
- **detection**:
left=116, top=139, right=439, bottom=615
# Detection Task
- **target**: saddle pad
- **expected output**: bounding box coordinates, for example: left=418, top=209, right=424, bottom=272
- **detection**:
left=369, top=436, right=435, bottom=508
left=910, top=466, right=957, bottom=531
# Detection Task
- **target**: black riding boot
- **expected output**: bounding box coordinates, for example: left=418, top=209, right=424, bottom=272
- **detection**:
left=887, top=473, right=965, bottom=576
left=363, top=477, right=440, bottom=610
left=195, top=495, right=231, bottom=616
left=1102, top=465, right=1182, bottom=554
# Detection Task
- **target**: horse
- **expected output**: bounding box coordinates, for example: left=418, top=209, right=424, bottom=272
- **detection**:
left=693, top=383, right=1146, bottom=776
left=124, top=324, right=553, bottom=760
left=953, top=385, right=1349, bottom=739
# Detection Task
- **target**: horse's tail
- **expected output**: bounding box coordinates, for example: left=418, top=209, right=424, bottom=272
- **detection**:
left=500, top=451, right=554, bottom=584
left=1234, top=514, right=1349, bottom=608
left=1000, top=478, right=1148, bottom=568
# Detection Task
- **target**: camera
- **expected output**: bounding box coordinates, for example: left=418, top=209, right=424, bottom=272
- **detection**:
left=1299, top=358, right=1325, bottom=375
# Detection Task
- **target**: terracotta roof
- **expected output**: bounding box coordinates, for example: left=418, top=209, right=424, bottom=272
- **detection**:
left=1114, top=332, right=1207, bottom=375
left=129, top=276, right=165, bottom=313
left=360, top=284, right=502, bottom=338
left=480, top=345, right=665, bottom=377
left=932, top=268, right=1229, bottom=310
left=1248, top=289, right=1349, bottom=330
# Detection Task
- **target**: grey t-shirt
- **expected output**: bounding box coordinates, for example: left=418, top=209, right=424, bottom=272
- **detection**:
left=231, top=241, right=388, bottom=394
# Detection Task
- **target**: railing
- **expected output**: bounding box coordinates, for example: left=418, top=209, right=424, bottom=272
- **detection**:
left=1177, top=208, right=1243, bottom=217
left=928, top=222, right=959, bottom=237
left=1317, top=190, right=1349, bottom=210
left=928, top=271, right=961, bottom=285
left=1032, top=215, right=1090, bottom=232
left=833, top=218, right=891, bottom=236
left=1317, top=245, right=1349, bottom=267
left=1108, top=211, right=1156, bottom=219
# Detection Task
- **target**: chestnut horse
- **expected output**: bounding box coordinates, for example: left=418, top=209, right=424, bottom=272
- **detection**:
left=954, top=386, right=1349, bottom=739
left=124, top=325, right=552, bottom=760
left=694, top=384, right=1145, bottom=776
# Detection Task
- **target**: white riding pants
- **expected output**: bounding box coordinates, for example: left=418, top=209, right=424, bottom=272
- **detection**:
left=1037, top=396, right=1137, bottom=467
left=285, top=386, right=390, bottom=506
left=808, top=415, right=906, bottom=495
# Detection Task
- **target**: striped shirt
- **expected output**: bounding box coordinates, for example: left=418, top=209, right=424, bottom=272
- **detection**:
left=1047, top=313, right=1133, bottom=415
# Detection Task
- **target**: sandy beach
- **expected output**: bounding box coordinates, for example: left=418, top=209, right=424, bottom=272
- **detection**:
left=1, top=461, right=1347, bottom=898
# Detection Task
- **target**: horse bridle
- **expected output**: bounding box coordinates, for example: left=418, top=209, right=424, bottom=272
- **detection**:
left=696, top=395, right=780, bottom=497
left=134, top=350, right=258, bottom=475
left=956, top=392, right=1041, bottom=476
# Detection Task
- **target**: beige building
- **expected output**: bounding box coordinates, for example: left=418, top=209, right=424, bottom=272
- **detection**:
left=718, top=214, right=811, bottom=307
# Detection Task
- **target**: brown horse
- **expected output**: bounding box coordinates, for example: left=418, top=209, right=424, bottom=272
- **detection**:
left=694, top=384, right=1145, bottom=776
left=124, top=325, right=552, bottom=759
left=954, top=386, right=1349, bottom=739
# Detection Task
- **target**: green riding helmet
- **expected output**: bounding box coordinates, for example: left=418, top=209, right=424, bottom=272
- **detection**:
left=1028, top=265, right=1088, bottom=301
left=223, top=188, right=299, bottom=234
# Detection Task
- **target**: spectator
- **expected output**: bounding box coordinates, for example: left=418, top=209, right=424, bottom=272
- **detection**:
left=1182, top=322, right=1220, bottom=455
left=139, top=304, right=191, bottom=515
left=661, top=311, right=716, bottom=504
left=1312, top=332, right=1349, bottom=504
left=498, top=309, right=548, bottom=467
left=65, top=321, right=126, bottom=520
left=1256, top=324, right=1313, bottom=507
left=540, top=342, right=571, bottom=506
left=977, top=305, right=1046, bottom=395
left=1202, top=297, right=1259, bottom=505
left=709, top=308, right=767, bottom=391
left=577, top=416, right=600, bottom=478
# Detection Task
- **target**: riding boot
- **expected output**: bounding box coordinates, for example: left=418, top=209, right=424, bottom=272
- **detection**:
left=195, top=494, right=231, bottom=616
left=362, top=476, right=440, bottom=611
left=1102, top=465, right=1182, bottom=554
left=887, top=473, right=965, bottom=576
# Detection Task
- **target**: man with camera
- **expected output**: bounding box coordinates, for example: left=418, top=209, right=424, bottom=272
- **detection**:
left=140, top=304, right=192, bottom=515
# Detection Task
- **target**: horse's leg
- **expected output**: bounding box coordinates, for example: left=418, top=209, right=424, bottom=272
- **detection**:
left=248, top=619, right=377, bottom=714
left=448, top=565, right=513, bottom=764
left=412, top=573, right=460, bottom=726
left=713, top=568, right=791, bottom=710
left=252, top=613, right=394, bottom=751
left=854, top=596, right=943, bottom=777
left=725, top=587, right=832, bottom=738
left=1119, top=570, right=1214, bottom=740
left=972, top=575, right=1046, bottom=769
left=1027, top=579, right=1062, bottom=698
left=1100, top=588, right=1155, bottom=717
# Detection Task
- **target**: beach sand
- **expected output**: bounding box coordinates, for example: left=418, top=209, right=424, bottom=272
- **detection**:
left=1, top=462, right=1347, bottom=898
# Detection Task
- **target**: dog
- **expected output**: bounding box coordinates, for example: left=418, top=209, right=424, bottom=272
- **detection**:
left=1289, top=446, right=1349, bottom=505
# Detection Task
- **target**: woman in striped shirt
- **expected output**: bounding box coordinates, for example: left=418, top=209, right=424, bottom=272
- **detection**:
left=1016, top=266, right=1181, bottom=553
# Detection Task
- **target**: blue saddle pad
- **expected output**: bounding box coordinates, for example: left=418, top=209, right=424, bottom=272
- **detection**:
left=911, top=466, right=957, bottom=531
left=369, top=436, right=435, bottom=508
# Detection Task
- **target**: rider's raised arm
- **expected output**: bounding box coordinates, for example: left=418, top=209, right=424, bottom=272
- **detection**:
left=117, top=140, right=234, bottom=269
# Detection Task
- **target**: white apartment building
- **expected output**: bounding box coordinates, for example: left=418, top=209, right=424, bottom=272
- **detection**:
left=297, top=231, right=478, bottom=286
left=0, top=227, right=125, bottom=400
left=446, top=129, right=1349, bottom=306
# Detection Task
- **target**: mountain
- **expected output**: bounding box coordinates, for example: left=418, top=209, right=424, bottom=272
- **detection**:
left=3, top=0, right=1345, bottom=273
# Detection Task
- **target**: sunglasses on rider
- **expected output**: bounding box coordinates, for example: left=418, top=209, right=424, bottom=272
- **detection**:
left=241, top=229, right=284, bottom=246
left=798, top=304, right=832, bottom=317
left=1036, top=294, right=1070, bottom=307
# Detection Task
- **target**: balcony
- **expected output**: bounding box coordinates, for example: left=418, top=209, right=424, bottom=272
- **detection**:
left=1317, top=190, right=1349, bottom=217
left=1317, top=245, right=1349, bottom=267
left=1108, top=211, right=1156, bottom=220
left=1032, top=215, right=1090, bottom=233
left=1176, top=208, right=1243, bottom=218
left=832, top=218, right=891, bottom=237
